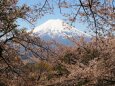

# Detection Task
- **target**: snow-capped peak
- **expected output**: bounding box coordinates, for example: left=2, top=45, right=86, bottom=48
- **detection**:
left=33, top=19, right=65, bottom=33
left=33, top=19, right=91, bottom=37
left=33, top=19, right=91, bottom=45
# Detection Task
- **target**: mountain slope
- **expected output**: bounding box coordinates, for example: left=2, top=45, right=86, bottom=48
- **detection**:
left=33, top=19, right=91, bottom=45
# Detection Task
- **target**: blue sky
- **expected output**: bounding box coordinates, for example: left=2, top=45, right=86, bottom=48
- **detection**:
left=17, top=0, right=89, bottom=33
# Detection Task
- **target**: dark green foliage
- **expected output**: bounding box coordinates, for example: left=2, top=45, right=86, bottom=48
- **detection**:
left=77, top=78, right=89, bottom=86
left=63, top=52, right=77, bottom=64
left=0, top=82, right=7, bottom=86
left=54, top=63, right=70, bottom=77
left=81, top=48, right=100, bottom=65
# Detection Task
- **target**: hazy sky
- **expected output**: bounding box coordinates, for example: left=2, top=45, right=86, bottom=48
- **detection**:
left=17, top=0, right=88, bottom=33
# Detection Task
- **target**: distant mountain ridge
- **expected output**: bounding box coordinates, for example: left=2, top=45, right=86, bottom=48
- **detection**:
left=33, top=19, right=91, bottom=45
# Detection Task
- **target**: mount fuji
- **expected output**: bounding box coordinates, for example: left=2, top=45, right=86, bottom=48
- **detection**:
left=33, top=19, right=91, bottom=45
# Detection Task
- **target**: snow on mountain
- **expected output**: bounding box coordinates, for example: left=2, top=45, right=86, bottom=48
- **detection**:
left=33, top=19, right=91, bottom=45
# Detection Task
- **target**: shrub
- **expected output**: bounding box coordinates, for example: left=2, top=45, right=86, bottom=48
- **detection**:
left=54, top=63, right=70, bottom=77
left=80, top=47, right=100, bottom=65
left=0, top=82, right=7, bottom=86
left=63, top=52, right=77, bottom=64
left=34, top=61, right=53, bottom=73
